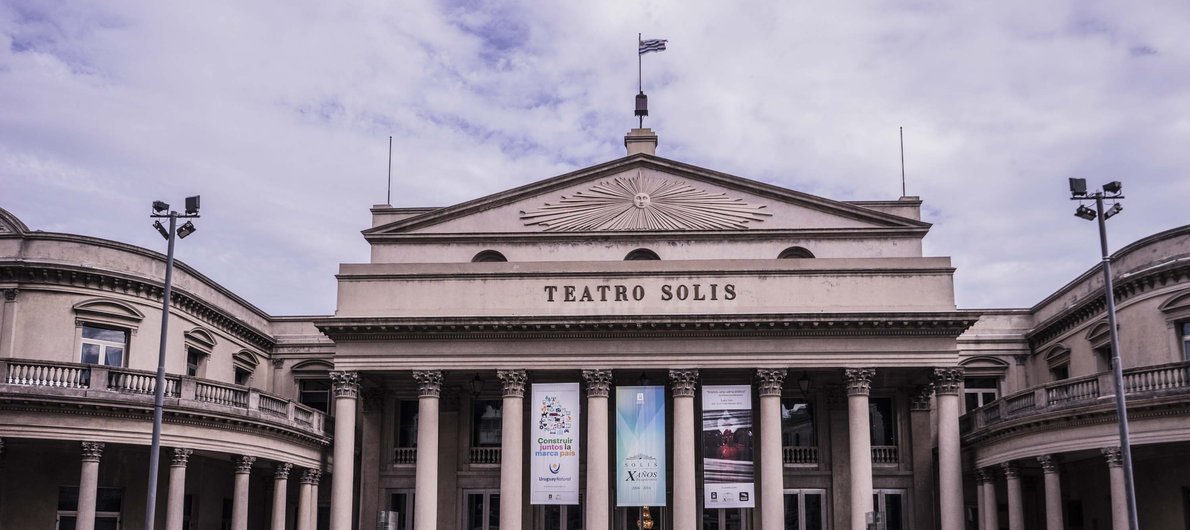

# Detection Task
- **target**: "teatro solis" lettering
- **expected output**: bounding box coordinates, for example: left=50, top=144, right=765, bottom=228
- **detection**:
left=543, top=284, right=737, bottom=303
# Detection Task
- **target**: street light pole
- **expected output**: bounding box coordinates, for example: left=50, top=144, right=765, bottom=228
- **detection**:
left=1069, top=179, right=1137, bottom=530
left=145, top=197, right=200, bottom=530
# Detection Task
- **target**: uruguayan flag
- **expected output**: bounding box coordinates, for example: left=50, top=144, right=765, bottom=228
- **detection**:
left=639, top=39, right=668, bottom=55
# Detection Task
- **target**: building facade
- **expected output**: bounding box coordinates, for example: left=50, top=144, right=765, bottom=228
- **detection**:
left=0, top=130, right=1187, bottom=530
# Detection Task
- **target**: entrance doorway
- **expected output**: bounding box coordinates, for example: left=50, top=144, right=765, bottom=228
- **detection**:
left=617, top=506, right=665, bottom=530
left=702, top=508, right=751, bottom=530
left=784, top=489, right=827, bottom=530
left=872, top=489, right=906, bottom=530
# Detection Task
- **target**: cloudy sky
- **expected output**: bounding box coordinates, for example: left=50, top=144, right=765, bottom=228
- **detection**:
left=2, top=1, right=1187, bottom=315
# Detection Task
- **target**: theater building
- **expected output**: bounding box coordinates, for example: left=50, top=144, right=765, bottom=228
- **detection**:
left=0, top=128, right=1187, bottom=530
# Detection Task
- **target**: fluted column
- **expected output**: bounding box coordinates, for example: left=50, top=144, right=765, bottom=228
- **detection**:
left=756, top=369, right=786, bottom=530
left=1038, top=455, right=1064, bottom=530
left=844, top=368, right=875, bottom=530
left=583, top=369, right=613, bottom=530
left=497, top=370, right=527, bottom=530
left=272, top=463, right=293, bottom=530
left=231, top=455, right=256, bottom=530
left=413, top=370, right=443, bottom=530
left=1103, top=447, right=1128, bottom=530
left=329, top=371, right=361, bottom=530
left=297, top=469, right=321, bottom=530
left=933, top=367, right=965, bottom=530
left=670, top=369, right=699, bottom=530
left=1002, top=462, right=1023, bottom=530
left=166, top=448, right=193, bottom=530
left=77, top=442, right=105, bottom=530
left=980, top=467, right=997, bottom=530
left=974, top=470, right=990, bottom=530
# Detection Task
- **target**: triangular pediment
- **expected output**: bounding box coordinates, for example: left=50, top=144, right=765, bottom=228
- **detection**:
left=365, top=154, right=929, bottom=239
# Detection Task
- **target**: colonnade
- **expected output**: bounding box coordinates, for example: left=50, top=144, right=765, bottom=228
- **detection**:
left=974, top=447, right=1129, bottom=530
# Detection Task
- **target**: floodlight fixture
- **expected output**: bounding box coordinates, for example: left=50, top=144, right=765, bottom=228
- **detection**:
left=1074, top=205, right=1097, bottom=221
left=1103, top=181, right=1123, bottom=194
left=153, top=201, right=170, bottom=213
left=185, top=195, right=201, bottom=215
left=152, top=220, right=170, bottom=239
left=1105, top=202, right=1123, bottom=219
left=176, top=221, right=197, bottom=239
left=1068, top=178, right=1088, bottom=197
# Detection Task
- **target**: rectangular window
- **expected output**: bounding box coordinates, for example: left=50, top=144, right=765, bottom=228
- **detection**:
left=465, top=491, right=500, bottom=530
left=538, top=504, right=582, bottom=530
left=57, top=486, right=122, bottom=530
left=234, top=367, right=251, bottom=386
left=1181, top=322, right=1190, bottom=360
left=873, top=489, right=906, bottom=530
left=80, top=324, right=128, bottom=367
left=186, top=348, right=203, bottom=377
left=386, top=491, right=415, bottom=530
left=299, top=379, right=332, bottom=414
left=397, top=400, right=419, bottom=448
left=780, top=399, right=815, bottom=447
left=869, top=397, right=896, bottom=446
left=1050, top=364, right=1070, bottom=381
left=964, top=378, right=999, bottom=413
left=784, top=489, right=826, bottom=530
left=472, top=400, right=503, bottom=447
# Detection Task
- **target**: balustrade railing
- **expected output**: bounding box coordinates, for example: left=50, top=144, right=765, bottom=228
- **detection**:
left=872, top=445, right=899, bottom=465
left=1123, top=362, right=1190, bottom=393
left=1004, top=390, right=1036, bottom=415
left=469, top=446, right=502, bottom=465
left=1045, top=375, right=1099, bottom=405
left=195, top=381, right=250, bottom=408
left=5, top=360, right=89, bottom=388
left=394, top=447, right=417, bottom=465
left=260, top=394, right=289, bottom=417
left=782, top=446, right=819, bottom=465
left=107, top=367, right=179, bottom=397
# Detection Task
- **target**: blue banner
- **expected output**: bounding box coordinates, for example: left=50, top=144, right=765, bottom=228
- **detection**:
left=616, top=385, right=667, bottom=507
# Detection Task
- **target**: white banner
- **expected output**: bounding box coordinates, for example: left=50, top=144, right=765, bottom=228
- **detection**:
left=702, top=385, right=755, bottom=508
left=531, top=383, right=581, bottom=505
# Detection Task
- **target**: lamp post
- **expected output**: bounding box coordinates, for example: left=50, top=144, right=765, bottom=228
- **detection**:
left=1068, top=178, right=1137, bottom=530
left=145, top=196, right=201, bottom=530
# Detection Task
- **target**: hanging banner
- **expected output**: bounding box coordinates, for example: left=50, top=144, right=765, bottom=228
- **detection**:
left=702, top=385, right=755, bottom=508
left=531, top=383, right=581, bottom=505
left=616, top=385, right=667, bottom=507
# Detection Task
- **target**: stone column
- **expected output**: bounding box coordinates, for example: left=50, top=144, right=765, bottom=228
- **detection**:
left=413, top=370, right=443, bottom=530
left=756, top=369, right=787, bottom=530
left=973, top=470, right=989, bottom=530
left=844, top=368, right=875, bottom=530
left=1002, top=462, right=1023, bottom=530
left=933, top=367, right=965, bottom=530
left=1103, top=447, right=1128, bottom=530
left=909, top=384, right=937, bottom=530
left=232, top=455, right=256, bottom=530
left=497, top=370, right=527, bottom=530
left=297, top=469, right=321, bottom=530
left=1037, top=455, right=1064, bottom=530
left=77, top=442, right=105, bottom=530
left=166, top=448, right=193, bottom=530
left=980, top=467, right=997, bottom=530
left=329, top=371, right=361, bottom=530
left=583, top=369, right=613, bottom=530
left=670, top=369, right=699, bottom=530
left=272, top=463, right=293, bottom=530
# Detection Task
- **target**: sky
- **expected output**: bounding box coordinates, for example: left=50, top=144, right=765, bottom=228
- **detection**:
left=2, top=1, right=1187, bottom=316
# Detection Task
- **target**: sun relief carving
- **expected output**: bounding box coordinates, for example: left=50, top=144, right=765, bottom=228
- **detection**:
left=519, top=172, right=770, bottom=231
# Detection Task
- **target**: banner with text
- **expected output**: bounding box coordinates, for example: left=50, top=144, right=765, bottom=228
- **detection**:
left=702, top=385, right=755, bottom=508
left=616, top=385, right=667, bottom=507
left=531, top=383, right=581, bottom=505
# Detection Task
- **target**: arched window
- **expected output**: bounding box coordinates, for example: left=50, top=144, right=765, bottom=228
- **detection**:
left=778, top=246, right=815, bottom=259
left=471, top=250, right=508, bottom=262
left=624, top=248, right=660, bottom=261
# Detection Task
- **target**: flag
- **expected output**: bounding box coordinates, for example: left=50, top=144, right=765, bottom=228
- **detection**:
left=639, top=39, right=667, bottom=55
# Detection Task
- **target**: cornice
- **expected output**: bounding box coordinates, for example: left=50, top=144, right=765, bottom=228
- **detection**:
left=364, top=227, right=931, bottom=244
left=0, top=262, right=276, bottom=351
left=335, top=263, right=957, bottom=282
left=315, top=313, right=977, bottom=341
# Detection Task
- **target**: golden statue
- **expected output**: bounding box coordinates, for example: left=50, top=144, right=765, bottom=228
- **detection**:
left=637, top=506, right=654, bottom=529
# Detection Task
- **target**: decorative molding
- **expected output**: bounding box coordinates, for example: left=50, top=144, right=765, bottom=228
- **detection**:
left=412, top=370, right=443, bottom=397
left=81, top=441, right=105, bottom=462
left=844, top=368, right=875, bottom=396
left=519, top=172, right=771, bottom=232
left=329, top=371, right=361, bottom=399
left=274, top=462, right=293, bottom=480
left=299, top=468, right=322, bottom=485
left=755, top=369, right=786, bottom=397
left=3, top=288, right=16, bottom=302
left=497, top=370, right=528, bottom=398
left=233, top=455, right=256, bottom=473
left=582, top=369, right=613, bottom=398
left=910, top=384, right=934, bottom=411
left=170, top=447, right=193, bottom=467
left=931, top=367, right=964, bottom=396
left=668, top=369, right=699, bottom=398
left=974, top=469, right=991, bottom=485
left=1037, top=454, right=1058, bottom=473
left=1102, top=446, right=1123, bottom=467
left=1000, top=461, right=1020, bottom=479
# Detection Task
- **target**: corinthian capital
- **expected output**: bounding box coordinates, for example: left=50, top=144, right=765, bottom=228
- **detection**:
left=300, top=468, right=322, bottom=485
left=330, top=371, right=361, bottom=399
left=233, top=455, right=256, bottom=474
left=668, top=369, right=699, bottom=398
left=497, top=370, right=528, bottom=398
left=170, top=447, right=193, bottom=467
left=931, top=367, right=964, bottom=396
left=844, top=368, right=876, bottom=396
left=1102, top=446, right=1123, bottom=467
left=413, top=370, right=444, bottom=397
left=583, top=369, right=613, bottom=398
left=81, top=441, right=105, bottom=462
left=755, top=369, right=787, bottom=397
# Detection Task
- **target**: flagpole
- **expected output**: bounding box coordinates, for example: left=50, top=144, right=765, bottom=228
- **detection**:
left=638, top=32, right=643, bottom=93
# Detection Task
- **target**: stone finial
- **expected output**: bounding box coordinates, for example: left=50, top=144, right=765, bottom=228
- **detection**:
left=911, top=384, right=934, bottom=411
left=329, top=371, right=361, bottom=399
left=413, top=370, right=444, bottom=398
left=755, top=369, right=787, bottom=397
left=81, top=442, right=105, bottom=462
left=844, top=368, right=876, bottom=396
left=931, top=367, right=965, bottom=396
left=1000, top=461, right=1019, bottom=479
left=234, top=455, right=256, bottom=474
left=582, top=369, right=613, bottom=398
left=1037, top=454, right=1058, bottom=473
left=300, top=468, right=322, bottom=485
left=170, top=447, right=193, bottom=467
left=668, top=369, right=699, bottom=398
left=1102, top=446, right=1123, bottom=467
left=497, top=370, right=528, bottom=398
left=274, top=462, right=293, bottom=480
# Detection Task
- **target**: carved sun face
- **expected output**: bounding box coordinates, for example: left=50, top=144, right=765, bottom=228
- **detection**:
left=519, top=172, right=770, bottom=231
